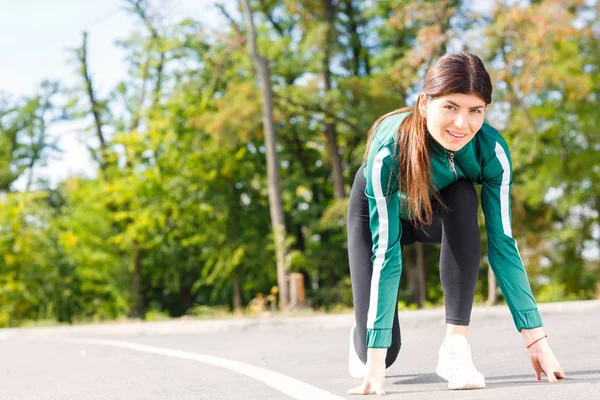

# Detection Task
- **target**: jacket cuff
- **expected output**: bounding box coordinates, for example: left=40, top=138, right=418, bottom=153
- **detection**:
left=366, top=328, right=392, bottom=348
left=513, top=308, right=543, bottom=331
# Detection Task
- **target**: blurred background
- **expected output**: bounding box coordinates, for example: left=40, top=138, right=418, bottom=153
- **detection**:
left=0, top=0, right=598, bottom=328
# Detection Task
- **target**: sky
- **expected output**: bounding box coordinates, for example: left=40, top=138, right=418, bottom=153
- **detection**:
left=0, top=0, right=236, bottom=189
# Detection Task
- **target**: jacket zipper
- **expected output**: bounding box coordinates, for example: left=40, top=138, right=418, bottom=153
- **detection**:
left=448, top=152, right=458, bottom=180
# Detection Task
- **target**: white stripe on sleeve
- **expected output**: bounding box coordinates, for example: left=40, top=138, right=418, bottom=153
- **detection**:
left=494, top=142, right=512, bottom=237
left=367, top=148, right=391, bottom=329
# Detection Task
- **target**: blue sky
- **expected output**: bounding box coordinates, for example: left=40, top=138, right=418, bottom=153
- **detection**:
left=1, top=0, right=235, bottom=97
left=0, top=0, right=235, bottom=188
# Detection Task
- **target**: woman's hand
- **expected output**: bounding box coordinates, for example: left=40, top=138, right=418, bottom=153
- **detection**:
left=521, top=328, right=566, bottom=383
left=347, top=348, right=387, bottom=396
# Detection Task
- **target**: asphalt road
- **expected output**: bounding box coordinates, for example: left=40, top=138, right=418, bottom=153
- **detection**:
left=1, top=300, right=599, bottom=400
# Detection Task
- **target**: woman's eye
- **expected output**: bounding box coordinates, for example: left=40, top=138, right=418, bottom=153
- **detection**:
left=471, top=109, right=481, bottom=114
left=445, top=105, right=455, bottom=110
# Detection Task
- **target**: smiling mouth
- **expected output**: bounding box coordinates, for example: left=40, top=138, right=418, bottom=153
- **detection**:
left=446, top=130, right=468, bottom=138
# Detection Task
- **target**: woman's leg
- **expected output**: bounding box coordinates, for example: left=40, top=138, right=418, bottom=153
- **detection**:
left=397, top=179, right=480, bottom=326
left=437, top=180, right=481, bottom=329
left=433, top=180, right=485, bottom=389
left=348, top=165, right=401, bottom=368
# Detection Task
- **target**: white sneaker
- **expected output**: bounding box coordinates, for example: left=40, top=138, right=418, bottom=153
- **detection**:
left=348, top=325, right=366, bottom=379
left=436, top=334, right=486, bottom=390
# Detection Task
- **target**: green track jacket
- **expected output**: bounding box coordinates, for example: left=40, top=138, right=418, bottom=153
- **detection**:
left=364, top=112, right=543, bottom=349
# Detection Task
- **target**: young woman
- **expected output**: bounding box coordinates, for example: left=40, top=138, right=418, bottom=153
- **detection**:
left=346, top=53, right=565, bottom=396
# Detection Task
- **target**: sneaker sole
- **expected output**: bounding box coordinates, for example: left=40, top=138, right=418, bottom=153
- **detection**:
left=448, top=381, right=486, bottom=390
left=438, top=361, right=486, bottom=389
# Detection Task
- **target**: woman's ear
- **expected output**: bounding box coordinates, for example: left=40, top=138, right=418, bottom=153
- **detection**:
left=418, top=94, right=428, bottom=118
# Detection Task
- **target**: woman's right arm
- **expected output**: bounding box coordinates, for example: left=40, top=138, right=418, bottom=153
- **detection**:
left=348, top=145, right=402, bottom=396
left=363, top=145, right=403, bottom=349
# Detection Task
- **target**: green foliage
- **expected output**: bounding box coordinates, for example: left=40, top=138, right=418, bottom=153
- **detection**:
left=0, top=0, right=598, bottom=327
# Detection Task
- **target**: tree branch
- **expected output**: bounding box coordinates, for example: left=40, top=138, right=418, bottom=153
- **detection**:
left=274, top=94, right=361, bottom=133
left=215, top=3, right=244, bottom=38
left=126, top=0, right=165, bottom=110
left=79, top=31, right=108, bottom=172
left=258, top=0, right=285, bottom=36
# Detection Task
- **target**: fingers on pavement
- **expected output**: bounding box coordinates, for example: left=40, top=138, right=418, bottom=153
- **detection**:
left=347, top=383, right=385, bottom=396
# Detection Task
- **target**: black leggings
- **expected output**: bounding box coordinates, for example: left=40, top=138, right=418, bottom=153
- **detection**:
left=347, top=165, right=481, bottom=367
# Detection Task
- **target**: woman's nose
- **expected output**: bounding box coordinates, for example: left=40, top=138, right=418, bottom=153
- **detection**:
left=454, top=113, right=466, bottom=129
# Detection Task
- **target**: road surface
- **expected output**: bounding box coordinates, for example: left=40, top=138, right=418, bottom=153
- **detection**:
left=1, top=300, right=599, bottom=399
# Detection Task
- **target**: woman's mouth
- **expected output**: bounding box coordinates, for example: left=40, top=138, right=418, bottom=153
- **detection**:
left=446, top=130, right=468, bottom=139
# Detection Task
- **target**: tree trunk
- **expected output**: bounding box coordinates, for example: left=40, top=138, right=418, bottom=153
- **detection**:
left=487, top=265, right=497, bottom=305
left=322, top=0, right=346, bottom=199
left=232, top=267, right=242, bottom=312
left=129, top=56, right=149, bottom=133
left=406, top=244, right=426, bottom=308
left=132, top=241, right=144, bottom=318
left=343, top=0, right=369, bottom=76
left=180, top=286, right=193, bottom=312
left=414, top=243, right=426, bottom=307
left=241, top=0, right=289, bottom=309
left=324, top=123, right=346, bottom=199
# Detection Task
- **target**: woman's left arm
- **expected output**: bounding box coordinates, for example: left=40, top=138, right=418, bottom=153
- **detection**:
left=481, top=135, right=565, bottom=382
left=480, top=138, right=542, bottom=330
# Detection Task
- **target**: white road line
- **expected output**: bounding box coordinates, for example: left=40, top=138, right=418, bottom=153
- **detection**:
left=68, top=338, right=345, bottom=400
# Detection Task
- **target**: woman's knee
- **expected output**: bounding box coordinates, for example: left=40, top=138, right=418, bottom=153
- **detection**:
left=440, top=180, right=478, bottom=210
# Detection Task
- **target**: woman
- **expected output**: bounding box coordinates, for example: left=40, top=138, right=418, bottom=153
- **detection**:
left=346, top=53, right=565, bottom=396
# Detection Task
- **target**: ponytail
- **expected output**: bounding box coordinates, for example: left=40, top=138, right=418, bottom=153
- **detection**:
left=364, top=96, right=441, bottom=226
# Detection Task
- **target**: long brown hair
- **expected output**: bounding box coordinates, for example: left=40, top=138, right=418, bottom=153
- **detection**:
left=364, top=53, right=492, bottom=225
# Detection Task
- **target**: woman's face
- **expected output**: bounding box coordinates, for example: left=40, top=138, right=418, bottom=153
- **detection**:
left=419, top=93, right=486, bottom=152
